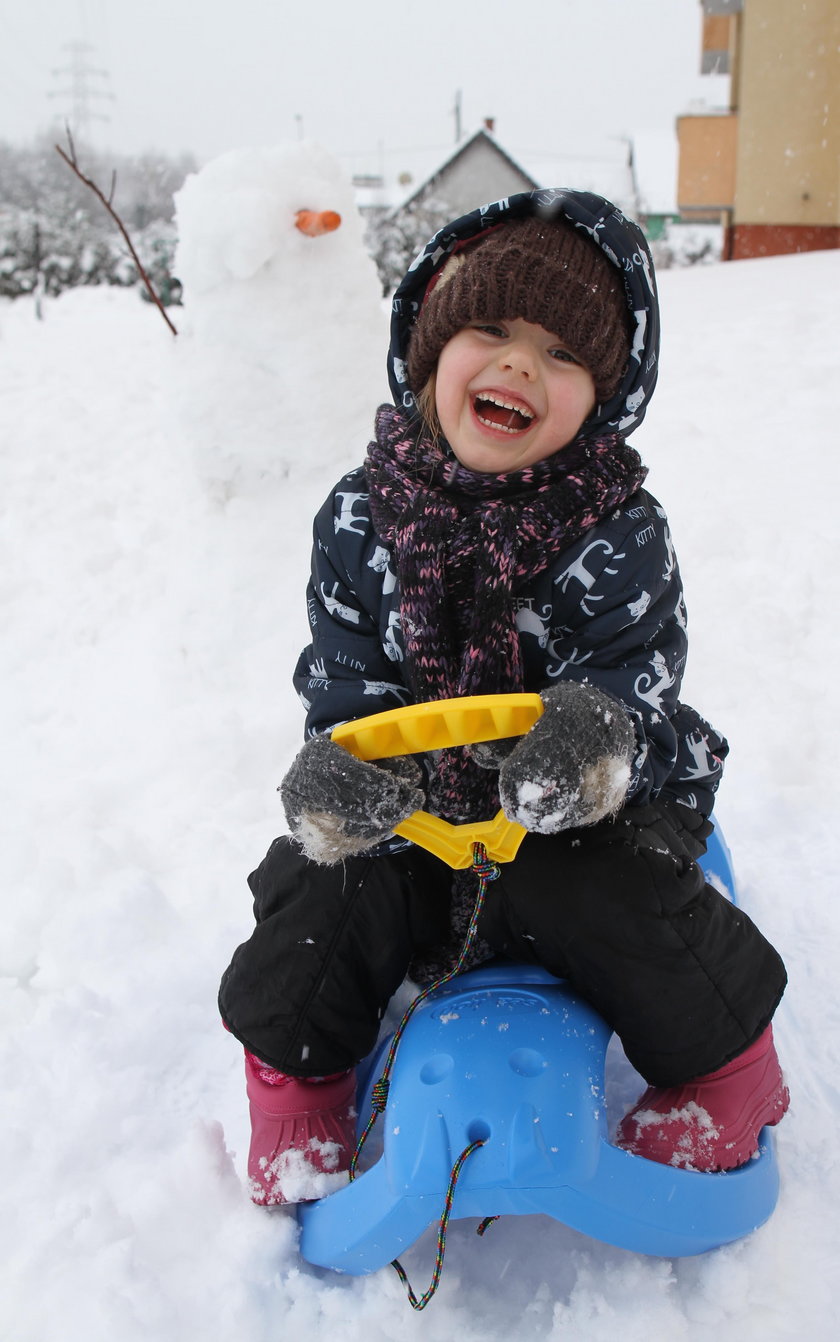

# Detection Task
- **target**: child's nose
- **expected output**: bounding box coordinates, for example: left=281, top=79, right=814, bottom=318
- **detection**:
left=499, top=339, right=537, bottom=377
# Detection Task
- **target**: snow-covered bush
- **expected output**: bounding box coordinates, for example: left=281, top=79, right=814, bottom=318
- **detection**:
left=0, top=137, right=194, bottom=300
left=364, top=193, right=452, bottom=295
left=650, top=221, right=723, bottom=269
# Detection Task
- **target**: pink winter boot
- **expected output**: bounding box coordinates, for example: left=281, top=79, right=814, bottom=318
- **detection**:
left=615, top=1025, right=789, bottom=1172
left=244, top=1052, right=357, bottom=1205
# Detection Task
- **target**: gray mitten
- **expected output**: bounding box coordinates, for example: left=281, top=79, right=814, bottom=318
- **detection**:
left=498, top=682, right=635, bottom=834
left=280, top=734, right=425, bottom=865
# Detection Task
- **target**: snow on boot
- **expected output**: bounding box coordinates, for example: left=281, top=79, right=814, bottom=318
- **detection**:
left=244, top=1052, right=357, bottom=1205
left=615, top=1025, right=789, bottom=1172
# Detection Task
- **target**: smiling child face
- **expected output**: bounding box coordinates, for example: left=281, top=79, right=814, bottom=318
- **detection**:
left=434, top=318, right=597, bottom=473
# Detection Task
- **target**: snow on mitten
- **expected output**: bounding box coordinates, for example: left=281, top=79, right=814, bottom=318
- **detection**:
left=498, top=682, right=635, bottom=834
left=280, top=734, right=425, bottom=865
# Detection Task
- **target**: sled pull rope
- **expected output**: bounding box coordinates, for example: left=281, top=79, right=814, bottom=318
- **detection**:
left=391, top=1137, right=488, bottom=1311
left=349, top=842, right=501, bottom=1309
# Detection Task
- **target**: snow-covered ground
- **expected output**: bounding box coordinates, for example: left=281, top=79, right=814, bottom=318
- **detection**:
left=2, top=166, right=839, bottom=1339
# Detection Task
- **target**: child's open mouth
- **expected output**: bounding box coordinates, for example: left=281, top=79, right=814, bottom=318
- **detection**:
left=473, top=393, right=535, bottom=434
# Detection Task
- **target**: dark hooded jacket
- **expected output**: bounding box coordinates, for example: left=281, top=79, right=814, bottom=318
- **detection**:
left=292, top=189, right=728, bottom=822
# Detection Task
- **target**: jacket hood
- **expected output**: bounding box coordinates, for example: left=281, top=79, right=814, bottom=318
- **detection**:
left=388, top=188, right=660, bottom=437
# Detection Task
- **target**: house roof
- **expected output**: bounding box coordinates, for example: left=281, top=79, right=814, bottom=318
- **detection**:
left=397, top=127, right=539, bottom=211
left=350, top=126, right=678, bottom=221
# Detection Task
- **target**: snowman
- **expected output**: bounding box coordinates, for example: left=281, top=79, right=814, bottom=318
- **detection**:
left=173, top=141, right=389, bottom=498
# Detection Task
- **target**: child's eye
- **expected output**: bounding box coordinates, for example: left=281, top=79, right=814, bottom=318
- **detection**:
left=473, top=323, right=507, bottom=338
left=549, top=347, right=580, bottom=365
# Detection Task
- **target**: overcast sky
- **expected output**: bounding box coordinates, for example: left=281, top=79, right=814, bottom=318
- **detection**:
left=1, top=0, right=728, bottom=202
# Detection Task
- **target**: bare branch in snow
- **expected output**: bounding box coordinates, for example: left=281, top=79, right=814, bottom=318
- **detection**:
left=55, top=128, right=178, bottom=336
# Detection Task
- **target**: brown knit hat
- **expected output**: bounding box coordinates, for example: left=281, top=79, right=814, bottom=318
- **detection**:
left=406, top=216, right=632, bottom=402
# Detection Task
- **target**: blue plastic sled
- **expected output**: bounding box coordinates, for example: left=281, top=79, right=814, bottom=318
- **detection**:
left=298, top=822, right=778, bottom=1275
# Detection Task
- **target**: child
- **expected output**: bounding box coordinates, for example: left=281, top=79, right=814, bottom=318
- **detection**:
left=219, top=189, right=788, bottom=1206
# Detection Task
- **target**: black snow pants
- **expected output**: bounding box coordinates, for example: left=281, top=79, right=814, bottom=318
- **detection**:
left=218, top=799, right=787, bottom=1087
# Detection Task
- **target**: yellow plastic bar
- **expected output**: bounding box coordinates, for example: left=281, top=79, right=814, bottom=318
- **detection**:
left=331, top=693, right=543, bottom=761
left=393, top=808, right=528, bottom=869
left=331, top=694, right=543, bottom=868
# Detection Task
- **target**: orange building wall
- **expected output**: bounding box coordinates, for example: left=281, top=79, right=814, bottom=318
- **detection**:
left=677, top=114, right=737, bottom=216
left=678, top=0, right=839, bottom=258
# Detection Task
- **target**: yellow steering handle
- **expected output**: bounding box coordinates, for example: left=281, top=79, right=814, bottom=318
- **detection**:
left=331, top=693, right=543, bottom=869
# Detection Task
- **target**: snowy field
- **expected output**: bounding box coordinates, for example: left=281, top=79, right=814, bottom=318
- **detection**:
left=2, top=160, right=840, bottom=1339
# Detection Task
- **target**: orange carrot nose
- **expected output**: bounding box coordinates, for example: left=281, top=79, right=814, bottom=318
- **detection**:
left=295, top=209, right=342, bottom=237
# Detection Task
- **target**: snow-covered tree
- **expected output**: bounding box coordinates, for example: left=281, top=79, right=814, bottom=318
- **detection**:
left=0, top=137, right=194, bottom=301
left=364, top=194, right=452, bottom=296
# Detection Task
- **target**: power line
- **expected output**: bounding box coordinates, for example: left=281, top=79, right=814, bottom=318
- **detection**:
left=49, top=40, right=114, bottom=142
